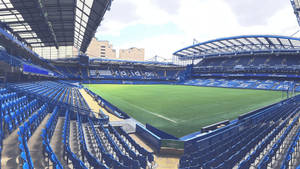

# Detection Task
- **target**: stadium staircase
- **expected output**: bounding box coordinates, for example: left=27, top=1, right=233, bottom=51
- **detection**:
left=234, top=58, right=240, bottom=64
left=27, top=108, right=51, bottom=169
left=248, top=57, right=255, bottom=65
left=49, top=116, right=69, bottom=168
left=264, top=56, right=271, bottom=65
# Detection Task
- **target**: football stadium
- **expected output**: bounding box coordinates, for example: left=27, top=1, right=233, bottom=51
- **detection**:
left=0, top=0, right=300, bottom=169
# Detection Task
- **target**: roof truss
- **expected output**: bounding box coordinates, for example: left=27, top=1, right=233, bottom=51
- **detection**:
left=0, top=0, right=111, bottom=52
left=173, top=35, right=300, bottom=59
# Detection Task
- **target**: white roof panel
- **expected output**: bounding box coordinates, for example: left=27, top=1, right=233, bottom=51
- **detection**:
left=174, top=35, right=300, bottom=58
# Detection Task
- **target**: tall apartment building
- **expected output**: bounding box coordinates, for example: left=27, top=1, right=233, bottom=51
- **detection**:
left=86, top=38, right=116, bottom=59
left=119, top=47, right=145, bottom=61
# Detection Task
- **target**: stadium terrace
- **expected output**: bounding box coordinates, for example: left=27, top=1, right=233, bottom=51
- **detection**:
left=0, top=0, right=299, bottom=169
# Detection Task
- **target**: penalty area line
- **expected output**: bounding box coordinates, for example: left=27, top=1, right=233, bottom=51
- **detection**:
left=118, top=99, right=177, bottom=123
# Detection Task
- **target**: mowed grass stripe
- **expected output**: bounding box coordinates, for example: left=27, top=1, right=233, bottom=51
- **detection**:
left=85, top=84, right=284, bottom=137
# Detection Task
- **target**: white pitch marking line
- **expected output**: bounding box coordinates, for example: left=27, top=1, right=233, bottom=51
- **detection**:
left=116, top=98, right=177, bottom=123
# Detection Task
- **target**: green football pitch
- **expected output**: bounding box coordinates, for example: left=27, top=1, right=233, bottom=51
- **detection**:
left=85, top=84, right=285, bottom=137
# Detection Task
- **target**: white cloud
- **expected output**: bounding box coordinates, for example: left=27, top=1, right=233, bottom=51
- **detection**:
left=97, top=0, right=172, bottom=36
left=174, top=0, right=240, bottom=41
left=96, top=0, right=299, bottom=60
left=226, top=0, right=287, bottom=27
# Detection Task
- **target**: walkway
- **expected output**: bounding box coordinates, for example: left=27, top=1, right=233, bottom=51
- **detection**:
left=79, top=89, right=122, bottom=121
left=1, top=129, right=20, bottom=169
left=27, top=114, right=51, bottom=169
left=130, top=134, right=180, bottom=169
left=50, top=117, right=70, bottom=168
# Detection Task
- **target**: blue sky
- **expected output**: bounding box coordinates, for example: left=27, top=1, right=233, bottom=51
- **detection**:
left=95, top=0, right=299, bottom=61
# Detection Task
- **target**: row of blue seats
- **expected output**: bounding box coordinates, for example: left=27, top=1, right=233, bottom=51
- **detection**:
left=183, top=78, right=296, bottom=91
left=41, top=106, right=63, bottom=169
left=190, top=98, right=296, bottom=149
left=61, top=88, right=71, bottom=104
left=281, top=115, right=300, bottom=169
left=83, top=116, right=112, bottom=168
left=0, top=88, right=7, bottom=94
left=118, top=126, right=154, bottom=162
left=77, top=113, right=108, bottom=169
left=179, top=99, right=299, bottom=168
left=0, top=92, right=17, bottom=104
left=207, top=122, right=280, bottom=169
left=88, top=67, right=180, bottom=80
left=86, top=116, right=132, bottom=168
left=188, top=103, right=296, bottom=168
left=257, top=113, right=299, bottom=169
left=62, top=110, right=88, bottom=169
left=51, top=88, right=65, bottom=103
left=18, top=133, right=34, bottom=169
left=18, top=103, right=49, bottom=169
left=74, top=89, right=90, bottom=111
left=10, top=83, right=64, bottom=102
left=182, top=101, right=292, bottom=158
left=32, top=84, right=71, bottom=106
left=237, top=108, right=299, bottom=168
left=10, top=82, right=90, bottom=111
left=96, top=122, right=142, bottom=168
left=107, top=124, right=154, bottom=167
left=1, top=95, right=27, bottom=113
left=4, top=99, right=38, bottom=134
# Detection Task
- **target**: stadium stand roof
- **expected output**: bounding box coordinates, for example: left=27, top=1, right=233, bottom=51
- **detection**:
left=90, top=58, right=177, bottom=67
left=290, top=0, right=300, bottom=26
left=173, top=35, right=300, bottom=60
left=48, top=57, right=177, bottom=67
left=0, top=0, right=111, bottom=52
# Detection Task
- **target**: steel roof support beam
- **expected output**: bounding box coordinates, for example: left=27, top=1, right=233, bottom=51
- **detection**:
left=218, top=41, right=237, bottom=53
left=290, top=0, right=300, bottom=26
left=233, top=39, right=253, bottom=51
left=254, top=37, right=268, bottom=50
left=264, top=37, right=277, bottom=49
left=288, top=39, right=294, bottom=48
left=194, top=46, right=208, bottom=52
left=14, top=29, right=74, bottom=34
left=244, top=38, right=259, bottom=49
left=37, top=0, right=59, bottom=49
left=29, top=41, right=73, bottom=44
left=173, top=35, right=300, bottom=58
left=202, top=44, right=226, bottom=54
left=211, top=42, right=233, bottom=53
left=276, top=38, right=286, bottom=49
left=0, top=13, right=31, bottom=48
left=186, top=48, right=200, bottom=55
left=79, top=0, right=112, bottom=52
left=226, top=40, right=245, bottom=51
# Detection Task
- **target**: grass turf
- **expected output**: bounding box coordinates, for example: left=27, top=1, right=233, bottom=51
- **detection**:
left=85, top=84, right=285, bottom=137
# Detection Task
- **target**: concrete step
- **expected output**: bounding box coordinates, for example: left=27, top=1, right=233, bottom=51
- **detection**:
left=1, top=129, right=20, bottom=169
left=50, top=117, right=71, bottom=169
left=27, top=114, right=51, bottom=169
left=69, top=121, right=80, bottom=158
